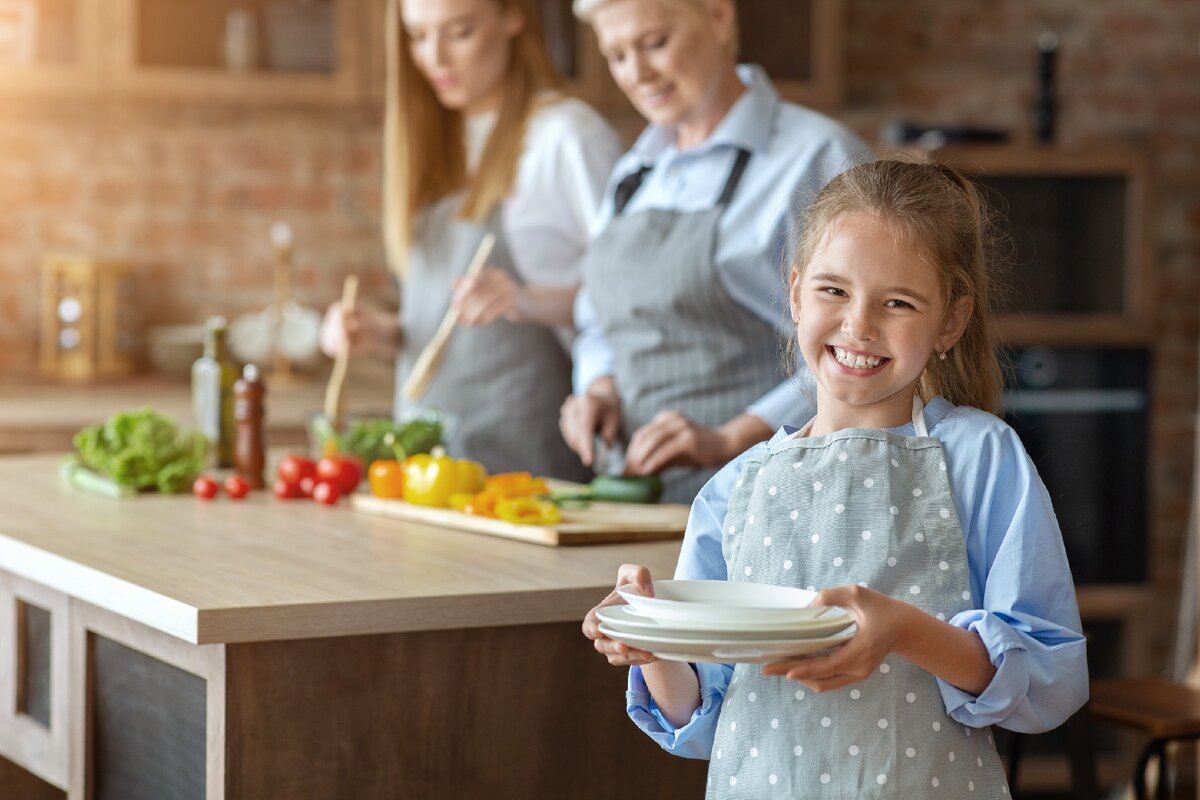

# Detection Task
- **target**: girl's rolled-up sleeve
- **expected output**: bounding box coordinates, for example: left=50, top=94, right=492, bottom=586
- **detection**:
left=938, top=419, right=1088, bottom=733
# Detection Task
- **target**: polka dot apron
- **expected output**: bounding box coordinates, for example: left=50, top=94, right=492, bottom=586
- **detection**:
left=707, top=397, right=1009, bottom=798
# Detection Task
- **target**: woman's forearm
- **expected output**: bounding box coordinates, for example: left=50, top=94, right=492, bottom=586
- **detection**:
left=517, top=285, right=578, bottom=327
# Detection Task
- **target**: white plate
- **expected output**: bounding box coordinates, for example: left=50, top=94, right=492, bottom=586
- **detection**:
left=597, top=622, right=856, bottom=664
left=616, top=579, right=836, bottom=626
left=597, top=605, right=853, bottom=639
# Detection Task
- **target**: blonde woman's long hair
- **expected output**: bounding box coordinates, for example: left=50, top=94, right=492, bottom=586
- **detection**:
left=383, top=0, right=563, bottom=277
left=788, top=158, right=1005, bottom=414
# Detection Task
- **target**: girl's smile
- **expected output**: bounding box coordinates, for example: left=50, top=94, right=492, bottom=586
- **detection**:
left=791, top=211, right=972, bottom=434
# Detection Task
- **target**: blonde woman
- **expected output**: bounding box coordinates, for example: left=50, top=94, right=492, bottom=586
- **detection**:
left=320, top=0, right=621, bottom=478
left=558, top=0, right=870, bottom=503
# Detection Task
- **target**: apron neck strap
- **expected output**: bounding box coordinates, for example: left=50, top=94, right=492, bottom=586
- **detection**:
left=797, top=394, right=929, bottom=439
left=611, top=147, right=752, bottom=217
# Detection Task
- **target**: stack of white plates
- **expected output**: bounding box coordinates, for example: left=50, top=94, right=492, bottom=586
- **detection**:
left=598, top=579, right=855, bottom=664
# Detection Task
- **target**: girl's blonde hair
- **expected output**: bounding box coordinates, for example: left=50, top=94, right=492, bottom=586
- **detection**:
left=383, top=0, right=562, bottom=276
left=789, top=158, right=1004, bottom=414
left=572, top=0, right=740, bottom=60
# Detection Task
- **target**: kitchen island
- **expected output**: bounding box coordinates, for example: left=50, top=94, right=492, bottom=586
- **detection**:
left=0, top=453, right=706, bottom=799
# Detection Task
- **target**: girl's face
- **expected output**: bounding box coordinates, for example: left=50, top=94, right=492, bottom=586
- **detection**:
left=401, top=0, right=524, bottom=116
left=790, top=212, right=972, bottom=430
left=591, top=0, right=734, bottom=133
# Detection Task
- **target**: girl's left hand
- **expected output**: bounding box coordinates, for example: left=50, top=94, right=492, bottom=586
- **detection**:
left=452, top=266, right=526, bottom=327
left=760, top=585, right=909, bottom=692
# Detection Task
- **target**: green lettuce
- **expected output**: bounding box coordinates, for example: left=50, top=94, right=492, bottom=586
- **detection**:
left=73, top=407, right=208, bottom=493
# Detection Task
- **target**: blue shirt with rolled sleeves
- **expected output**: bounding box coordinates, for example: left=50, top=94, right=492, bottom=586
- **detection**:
left=623, top=396, right=1089, bottom=758
left=572, top=65, right=871, bottom=431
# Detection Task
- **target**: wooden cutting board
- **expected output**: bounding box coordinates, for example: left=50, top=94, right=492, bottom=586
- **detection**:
left=350, top=494, right=690, bottom=547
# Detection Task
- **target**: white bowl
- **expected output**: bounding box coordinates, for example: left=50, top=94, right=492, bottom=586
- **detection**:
left=617, top=579, right=838, bottom=626
left=146, top=324, right=205, bottom=377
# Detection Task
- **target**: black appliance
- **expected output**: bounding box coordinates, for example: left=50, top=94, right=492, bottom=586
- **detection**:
left=1002, top=346, right=1151, bottom=584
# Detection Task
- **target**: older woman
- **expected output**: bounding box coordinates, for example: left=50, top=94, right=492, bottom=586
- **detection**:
left=320, top=0, right=621, bottom=478
left=559, top=0, right=870, bottom=502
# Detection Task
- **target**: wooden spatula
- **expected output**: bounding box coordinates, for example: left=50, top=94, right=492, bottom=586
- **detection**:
left=323, top=274, right=359, bottom=432
left=400, top=232, right=495, bottom=401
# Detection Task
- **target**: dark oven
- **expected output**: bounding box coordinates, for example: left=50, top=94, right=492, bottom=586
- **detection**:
left=1001, top=346, right=1151, bottom=584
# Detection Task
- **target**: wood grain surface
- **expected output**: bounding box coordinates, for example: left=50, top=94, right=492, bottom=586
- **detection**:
left=352, top=494, right=689, bottom=546
left=0, top=454, right=684, bottom=646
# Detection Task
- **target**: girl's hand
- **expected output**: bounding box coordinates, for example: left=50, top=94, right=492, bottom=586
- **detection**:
left=559, top=377, right=623, bottom=467
left=452, top=266, right=525, bottom=327
left=582, top=564, right=658, bottom=666
left=318, top=300, right=398, bottom=358
left=760, top=585, right=909, bottom=691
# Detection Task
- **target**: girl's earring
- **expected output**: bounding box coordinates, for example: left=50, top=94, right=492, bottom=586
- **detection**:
left=938, top=351, right=948, bottom=361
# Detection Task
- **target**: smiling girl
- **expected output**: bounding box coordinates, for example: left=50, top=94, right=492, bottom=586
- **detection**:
left=583, top=159, right=1088, bottom=797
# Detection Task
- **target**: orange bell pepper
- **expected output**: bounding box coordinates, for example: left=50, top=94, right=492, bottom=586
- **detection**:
left=368, top=459, right=405, bottom=499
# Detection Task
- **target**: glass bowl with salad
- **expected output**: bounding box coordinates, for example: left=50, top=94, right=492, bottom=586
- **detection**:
left=307, top=409, right=451, bottom=465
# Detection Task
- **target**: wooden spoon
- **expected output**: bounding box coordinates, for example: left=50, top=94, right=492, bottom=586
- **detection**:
left=400, top=232, right=495, bottom=401
left=323, top=274, right=359, bottom=432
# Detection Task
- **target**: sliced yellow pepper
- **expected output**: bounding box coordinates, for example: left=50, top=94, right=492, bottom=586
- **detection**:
left=402, top=449, right=487, bottom=507
left=495, top=497, right=562, bottom=526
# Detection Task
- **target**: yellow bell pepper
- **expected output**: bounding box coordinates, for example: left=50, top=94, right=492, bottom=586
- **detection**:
left=495, top=497, right=562, bottom=526
left=402, top=449, right=487, bottom=507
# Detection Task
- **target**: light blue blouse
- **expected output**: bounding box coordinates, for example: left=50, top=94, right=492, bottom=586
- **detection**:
left=625, top=396, right=1089, bottom=759
left=572, top=65, right=870, bottom=430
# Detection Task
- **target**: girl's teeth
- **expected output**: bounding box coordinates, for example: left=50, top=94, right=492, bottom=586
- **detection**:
left=834, top=347, right=883, bottom=369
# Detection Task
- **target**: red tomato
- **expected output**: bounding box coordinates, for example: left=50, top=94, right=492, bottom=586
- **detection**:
left=277, top=455, right=317, bottom=486
left=299, top=476, right=316, bottom=497
left=224, top=475, right=252, bottom=500
left=273, top=478, right=304, bottom=499
left=192, top=475, right=219, bottom=500
left=312, top=480, right=340, bottom=505
left=316, top=455, right=362, bottom=495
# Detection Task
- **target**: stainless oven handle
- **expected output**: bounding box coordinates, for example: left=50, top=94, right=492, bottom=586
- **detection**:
left=1002, top=389, right=1146, bottom=414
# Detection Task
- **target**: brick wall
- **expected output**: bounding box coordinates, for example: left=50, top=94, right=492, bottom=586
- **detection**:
left=1, top=1, right=1197, bottom=660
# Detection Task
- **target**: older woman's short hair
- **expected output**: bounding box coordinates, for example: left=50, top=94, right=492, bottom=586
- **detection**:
left=573, top=0, right=739, bottom=58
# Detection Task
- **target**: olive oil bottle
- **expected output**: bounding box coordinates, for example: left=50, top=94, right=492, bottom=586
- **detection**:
left=192, top=316, right=238, bottom=467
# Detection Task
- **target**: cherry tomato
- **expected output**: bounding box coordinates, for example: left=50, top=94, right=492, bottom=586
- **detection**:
left=277, top=455, right=317, bottom=487
left=224, top=475, right=252, bottom=500
left=299, top=476, right=316, bottom=497
left=192, top=475, right=219, bottom=500
left=316, top=455, right=362, bottom=495
left=273, top=478, right=304, bottom=499
left=313, top=480, right=340, bottom=505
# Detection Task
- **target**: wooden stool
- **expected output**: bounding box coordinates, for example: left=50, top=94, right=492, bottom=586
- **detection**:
left=1090, top=677, right=1200, bottom=799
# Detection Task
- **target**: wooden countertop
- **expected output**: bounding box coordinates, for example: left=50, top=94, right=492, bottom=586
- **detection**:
left=0, top=453, right=683, bottom=646
left=0, top=361, right=396, bottom=454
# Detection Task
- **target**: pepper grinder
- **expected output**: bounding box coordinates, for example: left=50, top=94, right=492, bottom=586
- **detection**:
left=234, top=363, right=267, bottom=489
left=1032, top=31, right=1059, bottom=145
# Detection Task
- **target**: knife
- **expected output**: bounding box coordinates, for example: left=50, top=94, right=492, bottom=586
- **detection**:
left=592, top=434, right=627, bottom=477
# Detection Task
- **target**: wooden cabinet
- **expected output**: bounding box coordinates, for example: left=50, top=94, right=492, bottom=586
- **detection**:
left=0, top=0, right=100, bottom=96
left=928, top=146, right=1153, bottom=346
left=365, top=0, right=847, bottom=129
left=108, top=0, right=363, bottom=104
left=0, top=572, right=69, bottom=791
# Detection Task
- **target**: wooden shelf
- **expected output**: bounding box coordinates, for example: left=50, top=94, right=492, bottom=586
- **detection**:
left=108, top=0, right=363, bottom=105
left=926, top=145, right=1154, bottom=345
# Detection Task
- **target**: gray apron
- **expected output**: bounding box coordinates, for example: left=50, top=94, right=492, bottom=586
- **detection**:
left=397, top=194, right=590, bottom=481
left=581, top=150, right=786, bottom=504
left=707, top=397, right=1009, bottom=798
